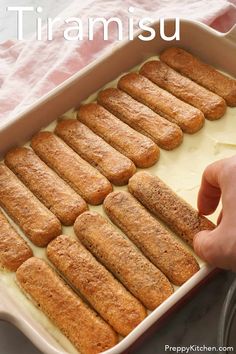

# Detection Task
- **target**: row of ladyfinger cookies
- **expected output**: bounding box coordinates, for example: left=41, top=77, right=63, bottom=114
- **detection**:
left=57, top=47, right=236, bottom=184
left=0, top=162, right=212, bottom=278
left=16, top=171, right=215, bottom=354
left=75, top=47, right=234, bottom=170
left=95, top=46, right=236, bottom=136
left=2, top=171, right=215, bottom=354
left=63, top=46, right=236, bottom=186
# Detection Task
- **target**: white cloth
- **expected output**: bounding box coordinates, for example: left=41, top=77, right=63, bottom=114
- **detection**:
left=0, top=0, right=235, bottom=121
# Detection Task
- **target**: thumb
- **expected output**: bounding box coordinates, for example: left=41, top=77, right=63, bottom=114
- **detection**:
left=193, top=230, right=215, bottom=263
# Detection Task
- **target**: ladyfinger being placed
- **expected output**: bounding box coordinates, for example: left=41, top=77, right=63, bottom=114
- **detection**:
left=140, top=60, right=226, bottom=120
left=31, top=131, right=112, bottom=205
left=55, top=119, right=136, bottom=186
left=5, top=147, right=87, bottom=225
left=16, top=257, right=117, bottom=354
left=97, top=88, right=183, bottom=150
left=47, top=235, right=146, bottom=336
left=160, top=47, right=236, bottom=107
left=74, top=211, right=173, bottom=310
left=104, top=191, right=199, bottom=285
left=128, top=172, right=215, bottom=247
left=118, top=73, right=204, bottom=134
left=0, top=164, right=61, bottom=247
left=77, top=103, right=159, bottom=168
left=0, top=209, right=33, bottom=271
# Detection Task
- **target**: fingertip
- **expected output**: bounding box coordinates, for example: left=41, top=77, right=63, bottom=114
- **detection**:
left=193, top=231, right=208, bottom=259
left=197, top=181, right=221, bottom=216
left=194, top=229, right=222, bottom=268
left=197, top=194, right=214, bottom=215
left=197, top=161, right=223, bottom=216
left=217, top=210, right=223, bottom=225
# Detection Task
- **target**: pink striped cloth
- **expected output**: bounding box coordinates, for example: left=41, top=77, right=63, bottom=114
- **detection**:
left=0, top=0, right=236, bottom=122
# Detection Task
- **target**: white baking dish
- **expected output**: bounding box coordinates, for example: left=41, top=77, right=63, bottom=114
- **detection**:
left=0, top=19, right=236, bottom=354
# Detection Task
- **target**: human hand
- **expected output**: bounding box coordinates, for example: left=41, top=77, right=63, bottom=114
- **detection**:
left=193, top=155, right=236, bottom=271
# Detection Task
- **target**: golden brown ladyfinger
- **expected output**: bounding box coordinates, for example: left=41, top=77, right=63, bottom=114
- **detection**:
left=74, top=211, right=173, bottom=310
left=128, top=172, right=215, bottom=247
left=160, top=47, right=236, bottom=107
left=16, top=257, right=117, bottom=354
left=0, top=209, right=33, bottom=271
left=5, top=147, right=87, bottom=225
left=55, top=119, right=136, bottom=186
left=97, top=88, right=183, bottom=150
left=77, top=103, right=159, bottom=168
left=118, top=73, right=204, bottom=134
left=140, top=60, right=226, bottom=120
left=31, top=132, right=112, bottom=205
left=0, top=164, right=61, bottom=247
left=104, top=191, right=199, bottom=285
left=47, top=235, right=146, bottom=336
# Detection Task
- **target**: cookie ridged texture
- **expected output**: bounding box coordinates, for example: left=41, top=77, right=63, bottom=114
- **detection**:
left=0, top=163, right=61, bottom=247
left=128, top=171, right=215, bottom=246
left=160, top=47, right=236, bottom=107
left=16, top=257, right=118, bottom=354
left=0, top=209, right=33, bottom=271
left=74, top=211, right=173, bottom=310
left=140, top=60, right=226, bottom=120
left=55, top=119, right=136, bottom=186
left=104, top=191, right=199, bottom=285
left=47, top=235, right=146, bottom=336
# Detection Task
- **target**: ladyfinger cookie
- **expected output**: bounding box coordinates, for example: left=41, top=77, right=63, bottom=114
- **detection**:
left=55, top=119, right=136, bottom=186
left=118, top=73, right=204, bottom=134
left=140, top=60, right=226, bottom=120
left=160, top=47, right=236, bottom=107
left=128, top=172, right=215, bottom=246
left=77, top=103, right=159, bottom=168
left=0, top=164, right=61, bottom=247
left=97, top=88, right=183, bottom=150
left=47, top=235, right=146, bottom=336
left=31, top=132, right=112, bottom=205
left=104, top=191, right=199, bottom=285
left=16, top=257, right=117, bottom=354
left=74, top=211, right=173, bottom=310
left=5, top=147, right=87, bottom=225
left=0, top=209, right=33, bottom=271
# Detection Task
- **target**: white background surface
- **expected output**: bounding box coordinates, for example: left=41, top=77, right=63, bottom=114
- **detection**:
left=0, top=1, right=236, bottom=354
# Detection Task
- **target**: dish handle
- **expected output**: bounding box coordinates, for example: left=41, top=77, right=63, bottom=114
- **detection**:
left=0, top=282, right=66, bottom=354
left=0, top=284, right=11, bottom=320
left=224, top=23, right=236, bottom=44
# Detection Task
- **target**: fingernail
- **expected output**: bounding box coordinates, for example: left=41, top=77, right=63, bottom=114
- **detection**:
left=193, top=232, right=204, bottom=258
